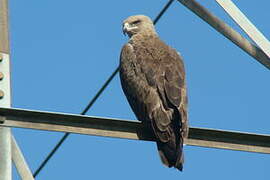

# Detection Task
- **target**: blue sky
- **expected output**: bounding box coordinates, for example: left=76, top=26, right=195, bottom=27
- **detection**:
left=8, top=0, right=270, bottom=179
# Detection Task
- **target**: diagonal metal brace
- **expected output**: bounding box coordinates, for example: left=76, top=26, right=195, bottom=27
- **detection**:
left=177, top=0, right=270, bottom=69
left=11, top=135, right=35, bottom=180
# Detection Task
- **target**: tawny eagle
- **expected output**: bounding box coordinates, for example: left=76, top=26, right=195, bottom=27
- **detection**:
left=119, top=15, right=188, bottom=171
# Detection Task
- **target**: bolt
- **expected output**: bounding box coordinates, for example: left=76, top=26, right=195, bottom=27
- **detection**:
left=0, top=72, right=3, bottom=80
left=0, top=90, right=4, bottom=99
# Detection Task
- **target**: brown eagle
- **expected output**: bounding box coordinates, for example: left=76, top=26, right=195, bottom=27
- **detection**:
left=119, top=15, right=188, bottom=171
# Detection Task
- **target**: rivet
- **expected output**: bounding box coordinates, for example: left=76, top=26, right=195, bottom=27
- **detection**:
left=0, top=90, right=4, bottom=99
left=0, top=72, right=3, bottom=80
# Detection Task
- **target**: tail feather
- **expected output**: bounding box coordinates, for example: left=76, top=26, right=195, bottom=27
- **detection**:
left=157, top=138, right=184, bottom=171
left=175, top=147, right=184, bottom=171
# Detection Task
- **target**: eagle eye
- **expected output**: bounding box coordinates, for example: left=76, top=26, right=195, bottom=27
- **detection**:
left=132, top=20, right=141, bottom=25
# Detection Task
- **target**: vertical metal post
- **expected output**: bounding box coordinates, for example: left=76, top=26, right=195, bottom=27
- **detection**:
left=0, top=127, right=11, bottom=180
left=0, top=0, right=12, bottom=179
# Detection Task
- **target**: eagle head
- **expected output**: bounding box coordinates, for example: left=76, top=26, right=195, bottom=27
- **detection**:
left=122, top=15, right=156, bottom=37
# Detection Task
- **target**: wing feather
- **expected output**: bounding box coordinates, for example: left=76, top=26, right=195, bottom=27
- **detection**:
left=120, top=37, right=188, bottom=169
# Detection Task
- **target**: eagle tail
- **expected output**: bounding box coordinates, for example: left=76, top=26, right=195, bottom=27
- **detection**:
left=157, top=137, right=184, bottom=171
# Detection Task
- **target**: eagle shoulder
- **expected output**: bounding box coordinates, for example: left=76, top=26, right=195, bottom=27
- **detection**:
left=120, top=43, right=155, bottom=122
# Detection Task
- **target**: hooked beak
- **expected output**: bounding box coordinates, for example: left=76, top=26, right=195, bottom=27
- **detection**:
left=122, top=23, right=129, bottom=36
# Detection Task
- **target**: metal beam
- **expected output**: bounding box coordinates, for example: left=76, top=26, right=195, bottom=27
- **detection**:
left=0, top=107, right=270, bottom=154
left=216, top=0, right=270, bottom=58
left=0, top=0, right=11, bottom=179
left=177, top=0, right=270, bottom=69
left=12, top=136, right=35, bottom=180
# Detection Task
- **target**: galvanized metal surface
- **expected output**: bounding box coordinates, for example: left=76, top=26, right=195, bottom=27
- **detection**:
left=0, top=53, right=11, bottom=107
left=12, top=136, right=35, bottom=180
left=0, top=107, right=270, bottom=154
left=0, top=115, right=5, bottom=123
left=0, top=0, right=9, bottom=53
left=0, top=72, right=4, bottom=80
left=177, top=0, right=270, bottom=69
left=0, top=0, right=11, bottom=179
left=216, top=0, right=270, bottom=58
left=0, top=89, right=4, bottom=99
left=0, top=127, right=11, bottom=180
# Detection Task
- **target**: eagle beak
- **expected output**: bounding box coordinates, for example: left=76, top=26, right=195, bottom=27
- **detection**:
left=122, top=23, right=129, bottom=36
